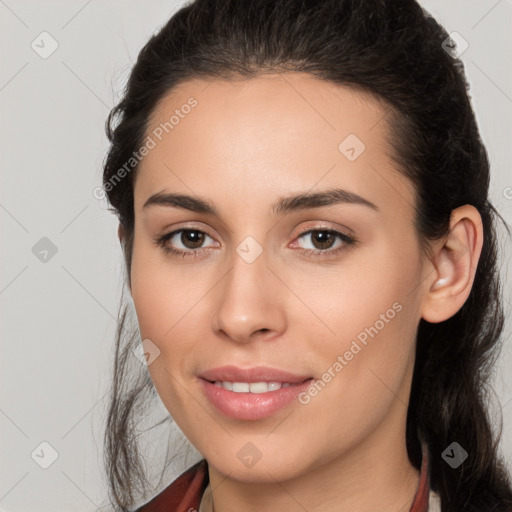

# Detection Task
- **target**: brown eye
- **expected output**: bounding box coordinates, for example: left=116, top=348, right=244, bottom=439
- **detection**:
left=296, top=229, right=354, bottom=253
left=179, top=230, right=206, bottom=249
left=156, top=229, right=217, bottom=256
left=308, top=231, right=337, bottom=250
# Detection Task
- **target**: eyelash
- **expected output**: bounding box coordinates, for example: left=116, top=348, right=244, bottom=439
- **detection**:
left=154, top=227, right=358, bottom=259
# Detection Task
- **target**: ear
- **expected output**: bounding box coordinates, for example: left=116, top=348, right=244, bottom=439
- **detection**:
left=420, top=205, right=483, bottom=323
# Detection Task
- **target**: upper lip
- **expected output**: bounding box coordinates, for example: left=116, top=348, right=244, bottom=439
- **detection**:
left=198, top=365, right=313, bottom=384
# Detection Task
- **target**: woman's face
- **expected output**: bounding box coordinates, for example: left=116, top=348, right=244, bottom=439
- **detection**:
left=129, top=73, right=429, bottom=482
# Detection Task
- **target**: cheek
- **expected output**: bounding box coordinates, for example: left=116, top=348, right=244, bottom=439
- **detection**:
left=130, top=237, right=198, bottom=340
left=295, top=235, right=422, bottom=348
left=295, top=240, right=422, bottom=414
left=129, top=239, right=215, bottom=414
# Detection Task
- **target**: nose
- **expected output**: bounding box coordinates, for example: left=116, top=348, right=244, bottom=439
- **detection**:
left=211, top=248, right=287, bottom=345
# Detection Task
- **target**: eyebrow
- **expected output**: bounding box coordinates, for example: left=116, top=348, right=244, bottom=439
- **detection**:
left=142, top=187, right=379, bottom=216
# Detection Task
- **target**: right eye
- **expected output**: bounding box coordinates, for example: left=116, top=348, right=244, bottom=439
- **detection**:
left=155, top=229, right=218, bottom=257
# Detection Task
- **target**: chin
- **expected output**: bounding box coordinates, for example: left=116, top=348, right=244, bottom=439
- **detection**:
left=205, top=445, right=312, bottom=483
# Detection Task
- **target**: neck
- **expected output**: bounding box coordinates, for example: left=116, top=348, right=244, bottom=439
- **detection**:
left=206, top=406, right=421, bottom=512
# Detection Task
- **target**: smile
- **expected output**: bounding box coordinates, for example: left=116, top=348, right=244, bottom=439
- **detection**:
left=211, top=381, right=292, bottom=393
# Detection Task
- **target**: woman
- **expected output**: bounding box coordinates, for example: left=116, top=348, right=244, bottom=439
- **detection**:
left=101, top=0, right=512, bottom=511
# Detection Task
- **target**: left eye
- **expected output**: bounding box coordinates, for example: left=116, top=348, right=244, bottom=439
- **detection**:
left=296, top=229, right=349, bottom=251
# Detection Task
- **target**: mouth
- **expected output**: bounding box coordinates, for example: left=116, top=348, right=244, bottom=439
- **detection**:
left=197, top=367, right=315, bottom=420
left=203, top=379, right=312, bottom=393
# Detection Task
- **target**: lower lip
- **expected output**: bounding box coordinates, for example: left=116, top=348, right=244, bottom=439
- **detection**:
left=199, top=378, right=315, bottom=420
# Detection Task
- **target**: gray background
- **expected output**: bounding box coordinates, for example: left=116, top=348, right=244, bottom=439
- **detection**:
left=1, top=1, right=511, bottom=510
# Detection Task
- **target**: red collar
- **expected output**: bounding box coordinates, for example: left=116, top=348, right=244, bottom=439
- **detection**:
left=135, top=441, right=431, bottom=512
left=135, top=458, right=209, bottom=512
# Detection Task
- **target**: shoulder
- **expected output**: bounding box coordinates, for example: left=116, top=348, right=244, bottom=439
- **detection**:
left=134, top=459, right=209, bottom=512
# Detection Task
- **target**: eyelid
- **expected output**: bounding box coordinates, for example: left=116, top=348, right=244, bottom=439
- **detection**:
left=294, top=222, right=353, bottom=237
left=160, top=222, right=217, bottom=240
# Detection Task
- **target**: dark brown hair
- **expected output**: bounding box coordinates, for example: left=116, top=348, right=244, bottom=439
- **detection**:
left=101, top=0, right=512, bottom=510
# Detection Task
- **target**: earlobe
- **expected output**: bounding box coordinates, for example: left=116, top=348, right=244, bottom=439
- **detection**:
left=421, top=205, right=483, bottom=323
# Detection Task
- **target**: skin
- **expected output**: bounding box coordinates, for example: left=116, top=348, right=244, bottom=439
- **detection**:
left=120, top=72, right=483, bottom=512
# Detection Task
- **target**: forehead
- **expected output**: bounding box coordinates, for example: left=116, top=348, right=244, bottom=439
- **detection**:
left=134, top=73, right=414, bottom=218
left=144, top=72, right=390, bottom=155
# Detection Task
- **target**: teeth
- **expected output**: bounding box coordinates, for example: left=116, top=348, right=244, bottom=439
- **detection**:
left=233, top=382, right=250, bottom=392
left=213, top=381, right=292, bottom=393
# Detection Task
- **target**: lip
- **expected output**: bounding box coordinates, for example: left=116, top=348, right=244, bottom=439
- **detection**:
left=198, top=365, right=313, bottom=384
left=198, top=365, right=314, bottom=421
left=199, top=378, right=315, bottom=420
